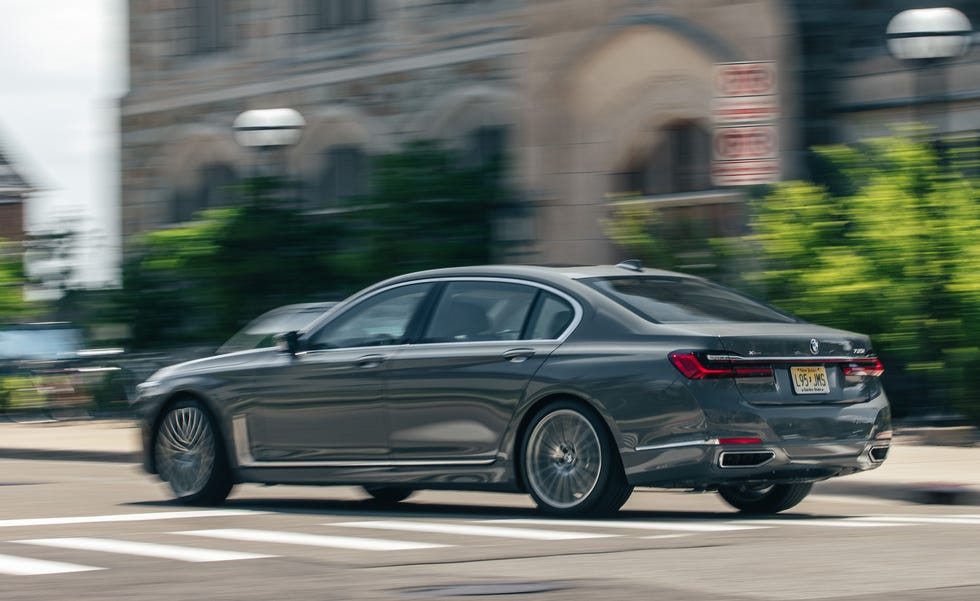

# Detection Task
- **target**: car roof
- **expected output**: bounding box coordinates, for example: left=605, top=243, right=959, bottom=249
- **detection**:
left=379, top=264, right=695, bottom=288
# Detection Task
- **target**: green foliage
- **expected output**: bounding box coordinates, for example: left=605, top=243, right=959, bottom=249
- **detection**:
left=115, top=142, right=508, bottom=349
left=750, top=137, right=980, bottom=421
left=337, top=141, right=507, bottom=281
left=118, top=200, right=345, bottom=347
left=0, top=239, right=30, bottom=319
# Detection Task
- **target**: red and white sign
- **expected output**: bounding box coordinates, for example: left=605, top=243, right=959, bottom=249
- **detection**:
left=712, top=61, right=781, bottom=186
left=713, top=62, right=777, bottom=98
left=713, top=125, right=778, bottom=162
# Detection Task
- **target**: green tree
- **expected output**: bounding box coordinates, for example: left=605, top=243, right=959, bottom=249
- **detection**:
left=118, top=180, right=346, bottom=348
left=750, top=137, right=980, bottom=421
left=0, top=239, right=30, bottom=319
left=337, top=140, right=509, bottom=281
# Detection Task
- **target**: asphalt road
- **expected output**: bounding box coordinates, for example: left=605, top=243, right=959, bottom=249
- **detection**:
left=1, top=457, right=978, bottom=601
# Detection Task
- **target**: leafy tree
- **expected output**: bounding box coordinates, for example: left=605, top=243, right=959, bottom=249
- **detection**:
left=0, top=239, right=31, bottom=319
left=749, top=137, right=980, bottom=421
left=118, top=179, right=346, bottom=348
left=337, top=141, right=509, bottom=281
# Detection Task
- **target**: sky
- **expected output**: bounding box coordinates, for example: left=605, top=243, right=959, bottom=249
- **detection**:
left=0, top=0, right=126, bottom=288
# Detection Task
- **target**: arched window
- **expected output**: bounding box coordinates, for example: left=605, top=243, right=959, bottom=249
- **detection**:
left=309, top=145, right=369, bottom=209
left=614, top=121, right=712, bottom=196
left=462, top=125, right=509, bottom=168
left=172, top=163, right=238, bottom=223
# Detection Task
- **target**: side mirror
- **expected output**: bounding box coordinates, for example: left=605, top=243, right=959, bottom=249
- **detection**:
left=274, top=331, right=301, bottom=355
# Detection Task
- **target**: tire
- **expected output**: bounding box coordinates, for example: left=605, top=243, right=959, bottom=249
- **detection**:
left=154, top=399, right=233, bottom=505
left=717, top=482, right=813, bottom=514
left=363, top=486, right=414, bottom=505
left=521, top=400, right=632, bottom=516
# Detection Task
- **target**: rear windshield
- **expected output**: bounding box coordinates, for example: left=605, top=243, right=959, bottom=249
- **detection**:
left=582, top=276, right=798, bottom=324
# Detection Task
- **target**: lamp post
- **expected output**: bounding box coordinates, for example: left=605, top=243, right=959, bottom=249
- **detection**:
left=233, top=108, right=306, bottom=206
left=886, top=7, right=973, bottom=135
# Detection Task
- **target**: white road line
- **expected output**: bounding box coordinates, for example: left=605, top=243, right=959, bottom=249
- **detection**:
left=0, top=510, right=264, bottom=529
left=14, top=538, right=274, bottom=563
left=0, top=553, right=102, bottom=576
left=488, top=518, right=767, bottom=532
left=333, top=520, right=617, bottom=541
left=852, top=516, right=980, bottom=525
left=807, top=494, right=897, bottom=506
left=735, top=519, right=911, bottom=528
left=176, top=528, right=449, bottom=552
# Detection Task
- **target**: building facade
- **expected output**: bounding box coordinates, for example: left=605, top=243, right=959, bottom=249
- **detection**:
left=120, top=1, right=977, bottom=265
left=0, top=145, right=33, bottom=244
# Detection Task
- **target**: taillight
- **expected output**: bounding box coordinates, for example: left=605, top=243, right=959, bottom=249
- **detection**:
left=718, top=437, right=763, bottom=445
left=842, top=358, right=884, bottom=377
left=669, top=352, right=773, bottom=379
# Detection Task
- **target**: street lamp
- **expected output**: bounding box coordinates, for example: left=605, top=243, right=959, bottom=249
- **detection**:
left=886, top=8, right=973, bottom=133
left=233, top=108, right=306, bottom=149
left=233, top=108, right=306, bottom=205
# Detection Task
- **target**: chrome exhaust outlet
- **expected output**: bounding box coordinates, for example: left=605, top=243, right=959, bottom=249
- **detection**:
left=718, top=450, right=775, bottom=468
left=869, top=445, right=889, bottom=463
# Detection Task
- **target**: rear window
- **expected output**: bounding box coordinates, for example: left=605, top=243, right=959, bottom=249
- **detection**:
left=582, top=276, right=798, bottom=324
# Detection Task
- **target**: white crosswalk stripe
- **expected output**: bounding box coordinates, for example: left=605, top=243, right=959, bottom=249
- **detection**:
left=0, top=510, right=264, bottom=529
left=333, top=520, right=617, bottom=540
left=0, top=553, right=102, bottom=576
left=733, top=519, right=912, bottom=528
left=176, top=528, right=449, bottom=551
left=14, top=538, right=275, bottom=562
left=488, top=518, right=768, bottom=532
left=851, top=516, right=980, bottom=526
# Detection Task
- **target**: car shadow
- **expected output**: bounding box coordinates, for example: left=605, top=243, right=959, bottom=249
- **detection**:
left=121, top=496, right=857, bottom=522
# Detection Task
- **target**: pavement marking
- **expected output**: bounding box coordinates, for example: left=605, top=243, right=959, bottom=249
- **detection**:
left=734, top=519, right=912, bottom=528
left=851, top=516, right=980, bottom=526
left=176, top=528, right=450, bottom=552
left=807, top=494, right=897, bottom=506
left=642, top=534, right=696, bottom=540
left=333, top=520, right=617, bottom=541
left=0, top=553, right=103, bottom=576
left=486, top=518, right=767, bottom=532
left=14, top=538, right=274, bottom=563
left=0, top=510, right=265, bottom=529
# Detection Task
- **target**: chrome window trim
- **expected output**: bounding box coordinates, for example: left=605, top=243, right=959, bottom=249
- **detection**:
left=232, top=415, right=496, bottom=469
left=303, top=276, right=584, bottom=347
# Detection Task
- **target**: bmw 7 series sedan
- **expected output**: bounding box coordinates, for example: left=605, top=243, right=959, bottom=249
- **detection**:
left=136, top=263, right=891, bottom=515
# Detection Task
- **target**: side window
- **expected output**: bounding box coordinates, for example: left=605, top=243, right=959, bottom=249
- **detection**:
left=309, top=284, right=432, bottom=349
left=527, top=292, right=575, bottom=340
left=423, top=281, right=538, bottom=343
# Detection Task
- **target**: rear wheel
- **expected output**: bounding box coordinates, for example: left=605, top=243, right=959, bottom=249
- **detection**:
left=717, top=482, right=812, bottom=514
left=522, top=400, right=632, bottom=516
left=154, top=399, right=232, bottom=505
left=363, top=486, right=414, bottom=505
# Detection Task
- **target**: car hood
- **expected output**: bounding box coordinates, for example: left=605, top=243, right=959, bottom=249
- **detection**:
left=146, top=348, right=275, bottom=382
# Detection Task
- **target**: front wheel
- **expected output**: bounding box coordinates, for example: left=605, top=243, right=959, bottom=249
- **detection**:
left=522, top=401, right=632, bottom=516
left=717, top=482, right=812, bottom=514
left=154, top=400, right=232, bottom=505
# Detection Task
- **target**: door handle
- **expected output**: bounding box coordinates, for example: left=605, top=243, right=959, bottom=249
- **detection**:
left=503, top=348, right=535, bottom=363
left=356, top=354, right=386, bottom=369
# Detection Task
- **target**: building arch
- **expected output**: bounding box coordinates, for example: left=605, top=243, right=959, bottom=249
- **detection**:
left=157, top=125, right=245, bottom=223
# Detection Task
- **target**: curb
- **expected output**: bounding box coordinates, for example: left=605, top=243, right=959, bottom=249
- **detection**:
left=816, top=480, right=980, bottom=506
left=0, top=448, right=139, bottom=464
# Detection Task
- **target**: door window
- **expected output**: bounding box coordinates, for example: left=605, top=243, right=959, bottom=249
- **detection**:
left=309, top=283, right=433, bottom=349
left=526, top=292, right=575, bottom=339
left=423, top=281, right=538, bottom=343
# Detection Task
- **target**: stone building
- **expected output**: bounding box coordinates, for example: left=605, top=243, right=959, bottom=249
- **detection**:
left=120, top=1, right=978, bottom=265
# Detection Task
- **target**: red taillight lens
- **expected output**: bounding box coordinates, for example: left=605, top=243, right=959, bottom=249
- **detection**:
left=842, top=358, right=884, bottom=377
left=669, top=352, right=773, bottom=379
left=718, top=437, right=764, bottom=445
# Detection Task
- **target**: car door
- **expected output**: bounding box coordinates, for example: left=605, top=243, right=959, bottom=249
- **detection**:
left=385, top=279, right=579, bottom=462
left=245, top=282, right=435, bottom=463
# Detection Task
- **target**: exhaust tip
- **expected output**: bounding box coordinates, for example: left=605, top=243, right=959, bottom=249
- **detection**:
left=869, top=445, right=889, bottom=463
left=718, top=450, right=775, bottom=468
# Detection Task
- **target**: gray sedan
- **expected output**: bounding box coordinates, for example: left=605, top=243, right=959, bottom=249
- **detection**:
left=136, top=263, right=891, bottom=515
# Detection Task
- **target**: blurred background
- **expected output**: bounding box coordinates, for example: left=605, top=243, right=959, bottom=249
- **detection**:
left=1, top=0, right=979, bottom=423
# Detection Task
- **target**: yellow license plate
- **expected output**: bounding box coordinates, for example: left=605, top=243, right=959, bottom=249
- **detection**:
left=790, top=366, right=829, bottom=394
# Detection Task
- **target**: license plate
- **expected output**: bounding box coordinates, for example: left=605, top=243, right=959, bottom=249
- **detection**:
left=790, top=366, right=829, bottom=394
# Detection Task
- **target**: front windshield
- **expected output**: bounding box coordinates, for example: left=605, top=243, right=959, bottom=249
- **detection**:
left=583, top=276, right=798, bottom=324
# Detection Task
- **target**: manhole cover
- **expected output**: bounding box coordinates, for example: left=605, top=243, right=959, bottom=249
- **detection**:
left=399, top=582, right=569, bottom=597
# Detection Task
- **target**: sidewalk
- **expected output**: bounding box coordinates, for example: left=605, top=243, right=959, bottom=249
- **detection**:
left=0, top=418, right=977, bottom=505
